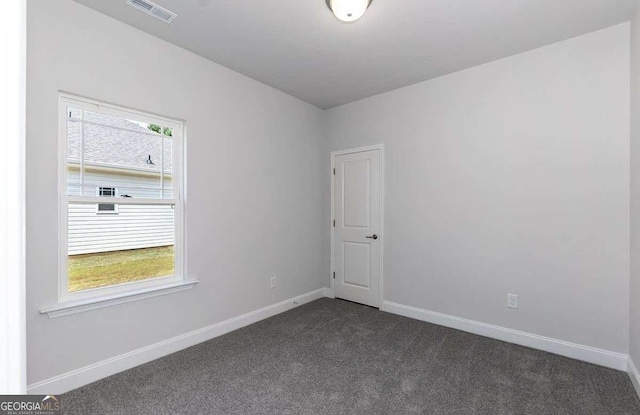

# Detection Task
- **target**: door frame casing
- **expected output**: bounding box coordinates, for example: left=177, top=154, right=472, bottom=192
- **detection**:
left=330, top=144, right=385, bottom=307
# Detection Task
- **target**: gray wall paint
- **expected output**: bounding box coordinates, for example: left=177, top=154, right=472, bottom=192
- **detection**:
left=27, top=0, right=326, bottom=384
left=631, top=5, right=640, bottom=366
left=325, top=24, right=631, bottom=353
left=27, top=0, right=633, bottom=387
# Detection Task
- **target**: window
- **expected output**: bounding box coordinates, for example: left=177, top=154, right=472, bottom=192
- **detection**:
left=58, top=94, right=185, bottom=303
left=98, top=187, right=116, bottom=197
left=96, top=186, right=118, bottom=214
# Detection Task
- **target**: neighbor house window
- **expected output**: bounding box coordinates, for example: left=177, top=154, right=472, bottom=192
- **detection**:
left=98, top=186, right=116, bottom=197
left=59, top=94, right=184, bottom=302
left=96, top=186, right=118, bottom=214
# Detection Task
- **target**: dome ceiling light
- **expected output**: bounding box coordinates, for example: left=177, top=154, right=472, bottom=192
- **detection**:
left=326, top=0, right=373, bottom=23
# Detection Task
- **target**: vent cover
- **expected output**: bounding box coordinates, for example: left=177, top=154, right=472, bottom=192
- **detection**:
left=126, top=0, right=177, bottom=24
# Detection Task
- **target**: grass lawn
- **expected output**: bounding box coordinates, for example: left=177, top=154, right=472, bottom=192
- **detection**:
left=68, top=246, right=174, bottom=292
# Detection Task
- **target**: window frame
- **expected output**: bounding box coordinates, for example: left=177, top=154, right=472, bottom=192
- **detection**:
left=57, top=93, right=186, bottom=304
left=96, top=186, right=119, bottom=214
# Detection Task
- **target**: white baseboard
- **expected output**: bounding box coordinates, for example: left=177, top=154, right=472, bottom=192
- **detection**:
left=381, top=300, right=628, bottom=371
left=28, top=288, right=331, bottom=395
left=29, top=291, right=626, bottom=395
left=628, top=357, right=640, bottom=399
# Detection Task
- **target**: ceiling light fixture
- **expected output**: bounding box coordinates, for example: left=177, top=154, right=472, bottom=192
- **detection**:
left=326, top=0, right=373, bottom=23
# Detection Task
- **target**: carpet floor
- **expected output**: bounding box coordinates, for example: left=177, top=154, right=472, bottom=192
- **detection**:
left=62, top=298, right=640, bottom=414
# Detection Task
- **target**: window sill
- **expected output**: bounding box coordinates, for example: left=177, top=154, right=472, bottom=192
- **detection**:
left=40, top=280, right=198, bottom=318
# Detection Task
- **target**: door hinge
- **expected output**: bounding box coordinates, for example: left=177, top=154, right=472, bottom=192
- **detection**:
left=333, top=168, right=335, bottom=175
left=333, top=272, right=335, bottom=279
left=333, top=220, right=335, bottom=227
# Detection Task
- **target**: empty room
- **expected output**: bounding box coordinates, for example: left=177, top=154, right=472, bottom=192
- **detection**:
left=4, top=0, right=640, bottom=413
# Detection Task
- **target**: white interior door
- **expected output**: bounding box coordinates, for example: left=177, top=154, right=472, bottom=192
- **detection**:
left=333, top=148, right=381, bottom=308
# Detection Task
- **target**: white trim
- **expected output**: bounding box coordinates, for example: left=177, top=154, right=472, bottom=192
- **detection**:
left=29, top=288, right=330, bottom=394
left=330, top=144, right=385, bottom=308
left=67, top=195, right=176, bottom=205
left=381, top=300, right=628, bottom=371
left=40, top=280, right=198, bottom=318
left=0, top=0, right=26, bottom=394
left=68, top=161, right=175, bottom=178
left=60, top=93, right=182, bottom=131
left=67, top=117, right=171, bottom=138
left=331, top=144, right=385, bottom=157
left=59, top=267, right=183, bottom=304
left=57, top=93, right=186, bottom=304
left=628, top=357, right=640, bottom=399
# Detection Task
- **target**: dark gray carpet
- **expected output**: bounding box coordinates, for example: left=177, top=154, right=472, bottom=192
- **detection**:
left=62, top=298, right=640, bottom=414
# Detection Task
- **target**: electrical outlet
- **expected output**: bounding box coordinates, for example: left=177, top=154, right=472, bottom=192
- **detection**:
left=507, top=293, right=519, bottom=309
left=270, top=275, right=277, bottom=289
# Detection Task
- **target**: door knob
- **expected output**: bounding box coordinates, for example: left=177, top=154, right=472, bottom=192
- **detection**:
left=366, top=234, right=378, bottom=240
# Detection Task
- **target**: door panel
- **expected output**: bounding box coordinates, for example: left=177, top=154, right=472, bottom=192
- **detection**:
left=343, top=160, right=370, bottom=228
left=334, top=149, right=381, bottom=308
left=343, top=242, right=371, bottom=288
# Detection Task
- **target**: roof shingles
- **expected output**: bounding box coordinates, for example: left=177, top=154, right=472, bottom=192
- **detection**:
left=67, top=110, right=172, bottom=173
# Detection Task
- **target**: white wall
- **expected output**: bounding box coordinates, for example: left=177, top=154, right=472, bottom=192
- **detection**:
left=325, top=24, right=631, bottom=353
left=630, top=4, right=640, bottom=369
left=27, top=0, right=326, bottom=385
left=0, top=0, right=26, bottom=394
left=28, top=0, right=633, bottom=390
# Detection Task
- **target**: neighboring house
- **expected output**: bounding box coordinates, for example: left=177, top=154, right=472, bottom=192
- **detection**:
left=67, top=110, right=174, bottom=255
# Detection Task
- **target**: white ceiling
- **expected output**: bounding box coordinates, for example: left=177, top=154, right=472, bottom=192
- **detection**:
left=72, top=0, right=637, bottom=109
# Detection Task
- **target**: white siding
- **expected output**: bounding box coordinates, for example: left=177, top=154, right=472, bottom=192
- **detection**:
left=68, top=169, right=174, bottom=255
left=67, top=167, right=173, bottom=199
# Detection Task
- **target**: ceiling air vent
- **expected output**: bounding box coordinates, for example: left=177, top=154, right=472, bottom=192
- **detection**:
left=126, top=0, right=177, bottom=24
